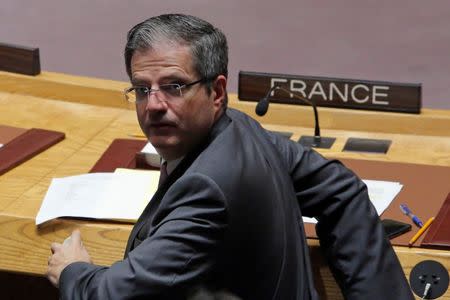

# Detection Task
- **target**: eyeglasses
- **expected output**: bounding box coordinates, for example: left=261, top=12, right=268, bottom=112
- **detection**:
left=124, top=78, right=207, bottom=103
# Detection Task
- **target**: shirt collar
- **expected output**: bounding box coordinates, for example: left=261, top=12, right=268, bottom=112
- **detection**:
left=161, top=156, right=184, bottom=175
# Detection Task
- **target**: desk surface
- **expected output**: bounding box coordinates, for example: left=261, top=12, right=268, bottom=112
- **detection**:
left=1, top=71, right=449, bottom=299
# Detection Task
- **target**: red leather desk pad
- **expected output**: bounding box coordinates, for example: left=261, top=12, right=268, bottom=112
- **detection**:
left=304, top=158, right=450, bottom=248
left=0, top=126, right=65, bottom=176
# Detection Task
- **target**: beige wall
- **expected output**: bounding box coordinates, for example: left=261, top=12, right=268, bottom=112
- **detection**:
left=1, top=0, right=449, bottom=109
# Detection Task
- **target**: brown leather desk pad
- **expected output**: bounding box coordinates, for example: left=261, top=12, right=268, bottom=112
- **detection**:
left=0, top=125, right=27, bottom=145
left=421, top=192, right=450, bottom=249
left=90, top=138, right=149, bottom=173
left=304, top=158, right=450, bottom=248
left=0, top=126, right=65, bottom=176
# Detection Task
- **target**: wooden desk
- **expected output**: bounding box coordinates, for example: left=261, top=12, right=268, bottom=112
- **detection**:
left=1, top=71, right=449, bottom=299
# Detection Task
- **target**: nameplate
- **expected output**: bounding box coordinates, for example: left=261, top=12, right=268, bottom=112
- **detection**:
left=238, top=71, right=421, bottom=114
left=0, top=43, right=40, bottom=75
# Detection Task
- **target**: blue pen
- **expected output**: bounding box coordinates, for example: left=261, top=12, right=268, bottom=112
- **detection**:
left=399, top=204, right=424, bottom=228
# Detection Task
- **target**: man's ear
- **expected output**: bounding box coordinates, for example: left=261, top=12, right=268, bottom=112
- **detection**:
left=212, top=75, right=227, bottom=110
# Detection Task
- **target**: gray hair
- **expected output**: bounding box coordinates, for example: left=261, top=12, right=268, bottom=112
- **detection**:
left=124, top=14, right=228, bottom=101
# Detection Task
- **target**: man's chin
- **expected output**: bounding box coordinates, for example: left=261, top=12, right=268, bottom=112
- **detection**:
left=148, top=137, right=179, bottom=151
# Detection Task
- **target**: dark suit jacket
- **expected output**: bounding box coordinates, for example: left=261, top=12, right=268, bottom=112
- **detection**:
left=59, top=109, right=413, bottom=299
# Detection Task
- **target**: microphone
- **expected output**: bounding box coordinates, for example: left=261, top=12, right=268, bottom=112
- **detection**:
left=255, top=85, right=336, bottom=149
left=255, top=85, right=279, bottom=116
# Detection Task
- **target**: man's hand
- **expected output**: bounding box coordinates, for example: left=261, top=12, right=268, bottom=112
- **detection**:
left=47, top=230, right=92, bottom=287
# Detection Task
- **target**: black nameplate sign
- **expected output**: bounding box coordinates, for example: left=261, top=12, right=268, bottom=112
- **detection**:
left=238, top=71, right=421, bottom=114
left=0, top=43, right=40, bottom=76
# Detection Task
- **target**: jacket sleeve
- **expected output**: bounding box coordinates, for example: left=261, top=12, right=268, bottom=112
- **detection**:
left=59, top=173, right=227, bottom=300
left=269, top=132, right=414, bottom=300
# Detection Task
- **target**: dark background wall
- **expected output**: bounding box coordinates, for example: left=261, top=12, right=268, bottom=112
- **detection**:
left=2, top=0, right=449, bottom=109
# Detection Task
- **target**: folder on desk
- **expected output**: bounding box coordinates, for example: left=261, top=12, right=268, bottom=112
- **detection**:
left=0, top=125, right=65, bottom=176
left=90, top=138, right=149, bottom=173
left=0, top=125, right=27, bottom=146
left=421, top=192, right=450, bottom=249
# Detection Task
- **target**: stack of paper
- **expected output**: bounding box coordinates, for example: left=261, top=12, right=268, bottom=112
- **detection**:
left=35, top=169, right=159, bottom=225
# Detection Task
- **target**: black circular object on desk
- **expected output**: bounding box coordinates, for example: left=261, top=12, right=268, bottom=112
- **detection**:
left=409, top=260, right=449, bottom=299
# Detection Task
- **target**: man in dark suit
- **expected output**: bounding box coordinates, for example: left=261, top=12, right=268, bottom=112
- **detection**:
left=47, top=14, right=414, bottom=299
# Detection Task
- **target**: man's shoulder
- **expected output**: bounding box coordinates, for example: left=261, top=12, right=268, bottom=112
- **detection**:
left=226, top=108, right=260, bottom=128
left=175, top=110, right=263, bottom=189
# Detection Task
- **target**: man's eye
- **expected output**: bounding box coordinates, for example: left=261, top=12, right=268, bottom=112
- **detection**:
left=135, top=87, right=149, bottom=97
left=161, top=84, right=182, bottom=91
left=160, top=84, right=182, bottom=97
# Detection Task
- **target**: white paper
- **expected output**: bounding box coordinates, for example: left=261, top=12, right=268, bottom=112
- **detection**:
left=363, top=179, right=403, bottom=215
left=302, top=179, right=403, bottom=224
left=37, top=173, right=402, bottom=226
left=141, top=142, right=161, bottom=167
left=36, top=170, right=160, bottom=225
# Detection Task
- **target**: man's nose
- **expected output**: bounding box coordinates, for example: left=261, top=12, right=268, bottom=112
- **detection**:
left=145, top=92, right=167, bottom=111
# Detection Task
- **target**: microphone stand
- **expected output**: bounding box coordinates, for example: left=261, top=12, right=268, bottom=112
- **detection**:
left=256, top=85, right=336, bottom=149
